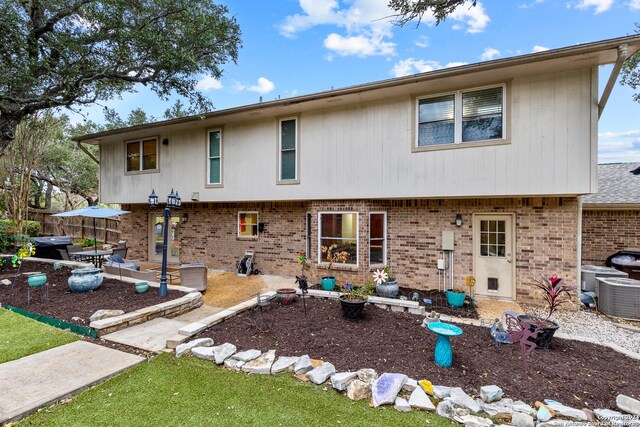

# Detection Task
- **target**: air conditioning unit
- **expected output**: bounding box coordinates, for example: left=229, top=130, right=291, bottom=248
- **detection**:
left=581, top=265, right=628, bottom=292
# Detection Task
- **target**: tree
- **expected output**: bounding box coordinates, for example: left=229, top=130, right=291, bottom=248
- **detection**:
left=620, top=24, right=640, bottom=103
left=0, top=0, right=241, bottom=155
left=388, top=0, right=473, bottom=26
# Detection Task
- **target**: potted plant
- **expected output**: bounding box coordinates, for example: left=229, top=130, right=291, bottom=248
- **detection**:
left=518, top=273, right=576, bottom=349
left=338, top=281, right=374, bottom=320
left=373, top=267, right=399, bottom=298
left=445, top=288, right=466, bottom=307
left=320, top=244, right=350, bottom=291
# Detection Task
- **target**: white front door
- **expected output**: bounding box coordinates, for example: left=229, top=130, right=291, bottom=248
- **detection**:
left=473, top=214, right=515, bottom=300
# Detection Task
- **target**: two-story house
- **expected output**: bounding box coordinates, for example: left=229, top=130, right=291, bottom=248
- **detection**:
left=75, top=35, right=640, bottom=304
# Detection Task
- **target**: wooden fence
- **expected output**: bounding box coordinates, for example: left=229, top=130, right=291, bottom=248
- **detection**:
left=28, top=209, right=122, bottom=244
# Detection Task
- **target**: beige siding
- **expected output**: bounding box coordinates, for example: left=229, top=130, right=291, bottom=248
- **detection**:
left=100, top=69, right=595, bottom=204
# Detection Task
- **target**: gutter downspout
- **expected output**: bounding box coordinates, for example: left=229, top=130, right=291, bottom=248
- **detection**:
left=77, top=141, right=99, bottom=164
left=598, top=44, right=630, bottom=119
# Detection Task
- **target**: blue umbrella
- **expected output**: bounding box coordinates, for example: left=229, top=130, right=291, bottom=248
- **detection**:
left=51, top=206, right=130, bottom=252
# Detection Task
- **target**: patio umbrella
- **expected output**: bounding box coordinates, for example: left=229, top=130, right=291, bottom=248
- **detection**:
left=51, top=206, right=130, bottom=252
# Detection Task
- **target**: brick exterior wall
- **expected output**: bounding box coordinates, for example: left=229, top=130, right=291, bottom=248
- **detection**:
left=121, top=197, right=579, bottom=305
left=581, top=209, right=640, bottom=265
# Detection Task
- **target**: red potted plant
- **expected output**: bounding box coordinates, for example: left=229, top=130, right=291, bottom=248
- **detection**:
left=518, top=273, right=576, bottom=349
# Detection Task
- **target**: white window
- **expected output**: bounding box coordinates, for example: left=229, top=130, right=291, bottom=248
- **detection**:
left=279, top=117, right=297, bottom=181
left=126, top=137, right=158, bottom=172
left=318, top=212, right=358, bottom=266
left=238, top=212, right=258, bottom=238
left=369, top=212, right=386, bottom=266
left=417, top=85, right=505, bottom=147
left=207, top=129, right=222, bottom=185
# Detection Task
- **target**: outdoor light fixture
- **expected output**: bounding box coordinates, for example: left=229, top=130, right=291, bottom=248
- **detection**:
left=148, top=189, right=181, bottom=297
left=455, top=214, right=463, bottom=227
left=181, top=213, right=189, bottom=224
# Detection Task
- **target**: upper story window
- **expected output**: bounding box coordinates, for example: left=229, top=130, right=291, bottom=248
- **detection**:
left=417, top=85, right=505, bottom=147
left=207, top=129, right=222, bottom=186
left=278, top=117, right=298, bottom=182
left=126, top=138, right=158, bottom=172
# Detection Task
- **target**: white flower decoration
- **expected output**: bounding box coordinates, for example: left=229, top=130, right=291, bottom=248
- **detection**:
left=373, top=269, right=388, bottom=286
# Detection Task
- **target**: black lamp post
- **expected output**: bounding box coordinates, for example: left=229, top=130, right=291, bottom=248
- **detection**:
left=148, top=188, right=181, bottom=297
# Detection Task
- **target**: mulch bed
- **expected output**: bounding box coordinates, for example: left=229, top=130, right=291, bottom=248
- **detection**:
left=197, top=297, right=639, bottom=409
left=0, top=261, right=186, bottom=327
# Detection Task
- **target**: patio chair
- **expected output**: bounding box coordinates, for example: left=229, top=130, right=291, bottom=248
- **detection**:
left=111, top=247, right=128, bottom=259
left=57, top=249, right=71, bottom=261
left=117, top=240, right=128, bottom=249
left=178, top=265, right=207, bottom=292
left=66, top=245, right=85, bottom=261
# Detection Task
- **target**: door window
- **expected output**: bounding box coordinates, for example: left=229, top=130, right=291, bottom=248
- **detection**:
left=479, top=220, right=506, bottom=257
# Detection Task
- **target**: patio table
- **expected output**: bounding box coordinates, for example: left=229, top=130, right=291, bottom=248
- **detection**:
left=427, top=322, right=463, bottom=368
left=73, top=249, right=112, bottom=268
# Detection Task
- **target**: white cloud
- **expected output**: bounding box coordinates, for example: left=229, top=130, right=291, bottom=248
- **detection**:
left=480, top=47, right=500, bottom=61
left=415, top=36, right=429, bottom=48
left=324, top=33, right=396, bottom=57
left=391, top=58, right=467, bottom=77
left=599, top=129, right=640, bottom=138
left=196, top=75, right=223, bottom=91
left=532, top=45, right=550, bottom=53
left=279, top=0, right=490, bottom=58
left=449, top=1, right=490, bottom=33
left=630, top=0, right=640, bottom=9
left=247, top=77, right=275, bottom=95
left=575, top=0, right=613, bottom=13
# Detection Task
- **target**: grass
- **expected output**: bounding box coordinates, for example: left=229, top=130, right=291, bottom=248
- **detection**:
left=0, top=308, right=79, bottom=363
left=20, top=353, right=455, bottom=427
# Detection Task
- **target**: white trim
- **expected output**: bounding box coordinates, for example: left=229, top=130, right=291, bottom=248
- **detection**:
left=206, top=128, right=223, bottom=186
left=415, top=83, right=506, bottom=148
left=317, top=211, right=359, bottom=268
left=369, top=211, right=387, bottom=267
left=237, top=211, right=259, bottom=238
left=278, top=116, right=298, bottom=182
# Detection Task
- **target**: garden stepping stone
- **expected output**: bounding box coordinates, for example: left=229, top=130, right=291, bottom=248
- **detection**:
left=307, top=363, right=336, bottom=385
left=617, top=394, right=640, bottom=416
left=192, top=346, right=216, bottom=362
left=224, top=358, right=245, bottom=371
left=211, top=343, right=237, bottom=364
left=395, top=396, right=411, bottom=412
left=433, top=385, right=452, bottom=399
left=372, top=373, right=408, bottom=407
left=480, top=385, right=503, bottom=403
left=175, top=338, right=213, bottom=358
left=242, top=350, right=276, bottom=374
left=409, top=386, right=435, bottom=411
left=419, top=379, right=434, bottom=395
left=537, top=405, right=553, bottom=422
left=346, top=380, right=371, bottom=401
left=90, top=309, right=124, bottom=322
left=356, top=368, right=378, bottom=384
left=330, top=372, right=357, bottom=391
left=456, top=414, right=493, bottom=427
left=449, top=387, right=482, bottom=413
left=544, top=399, right=588, bottom=421
left=402, top=378, right=418, bottom=392
left=232, top=349, right=261, bottom=362
left=481, top=400, right=515, bottom=419
left=271, top=356, right=299, bottom=374
left=511, top=412, right=535, bottom=427
left=294, top=355, right=314, bottom=375
left=513, top=401, right=536, bottom=416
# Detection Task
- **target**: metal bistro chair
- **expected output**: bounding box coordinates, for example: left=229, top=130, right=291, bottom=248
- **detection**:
left=66, top=245, right=85, bottom=261
left=111, top=247, right=128, bottom=259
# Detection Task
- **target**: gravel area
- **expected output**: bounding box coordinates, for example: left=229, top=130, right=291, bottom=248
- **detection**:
left=523, top=305, right=640, bottom=356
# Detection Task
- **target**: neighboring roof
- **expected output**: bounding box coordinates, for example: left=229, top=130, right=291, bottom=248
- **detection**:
left=75, top=34, right=640, bottom=144
left=583, top=163, right=640, bottom=206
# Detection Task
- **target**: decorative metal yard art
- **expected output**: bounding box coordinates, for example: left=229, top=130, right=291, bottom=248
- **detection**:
left=506, top=313, right=544, bottom=374
left=295, top=274, right=309, bottom=316
left=489, top=318, right=511, bottom=347
left=465, top=275, right=476, bottom=309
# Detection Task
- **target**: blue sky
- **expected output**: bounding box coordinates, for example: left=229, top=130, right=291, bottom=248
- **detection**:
left=73, top=0, right=640, bottom=163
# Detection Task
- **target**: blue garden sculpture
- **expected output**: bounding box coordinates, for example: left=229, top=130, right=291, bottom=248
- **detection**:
left=427, top=322, right=463, bottom=368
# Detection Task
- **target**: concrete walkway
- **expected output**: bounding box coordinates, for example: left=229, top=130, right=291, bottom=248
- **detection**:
left=0, top=341, right=144, bottom=424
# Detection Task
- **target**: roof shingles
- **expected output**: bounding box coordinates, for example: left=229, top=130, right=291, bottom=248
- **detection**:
left=582, top=162, right=640, bottom=205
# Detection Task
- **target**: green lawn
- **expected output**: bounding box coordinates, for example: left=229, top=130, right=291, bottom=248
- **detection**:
left=20, top=353, right=455, bottom=427
left=0, top=308, right=79, bottom=363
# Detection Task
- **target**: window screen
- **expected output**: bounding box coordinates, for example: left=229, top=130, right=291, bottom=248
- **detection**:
left=280, top=119, right=297, bottom=180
